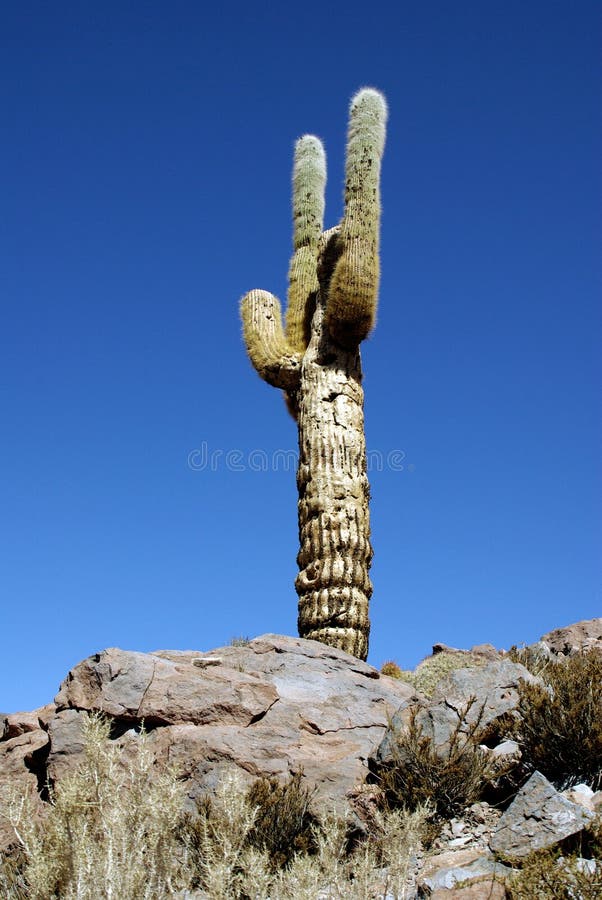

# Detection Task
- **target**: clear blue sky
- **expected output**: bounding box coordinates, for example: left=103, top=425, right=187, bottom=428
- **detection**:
left=2, top=2, right=600, bottom=712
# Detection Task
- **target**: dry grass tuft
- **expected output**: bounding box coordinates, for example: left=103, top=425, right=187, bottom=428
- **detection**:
left=1, top=713, right=187, bottom=899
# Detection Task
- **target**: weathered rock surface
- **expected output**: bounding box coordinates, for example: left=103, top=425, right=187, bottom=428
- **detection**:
left=0, top=707, right=52, bottom=850
left=541, top=617, right=602, bottom=656
left=490, top=770, right=595, bottom=861
left=418, top=848, right=512, bottom=896
left=2, top=635, right=419, bottom=832
left=375, top=658, right=539, bottom=764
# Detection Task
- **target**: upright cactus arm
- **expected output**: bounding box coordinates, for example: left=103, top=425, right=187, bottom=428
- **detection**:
left=240, top=289, right=302, bottom=392
left=285, top=135, right=326, bottom=353
left=326, top=88, right=387, bottom=349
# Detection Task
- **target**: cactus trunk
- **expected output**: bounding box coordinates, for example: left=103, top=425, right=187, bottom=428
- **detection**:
left=295, top=252, right=372, bottom=658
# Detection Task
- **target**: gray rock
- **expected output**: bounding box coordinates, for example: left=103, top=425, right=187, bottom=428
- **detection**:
left=376, top=659, right=539, bottom=762
left=490, top=771, right=595, bottom=860
left=0, top=709, right=51, bottom=850
left=419, top=850, right=513, bottom=893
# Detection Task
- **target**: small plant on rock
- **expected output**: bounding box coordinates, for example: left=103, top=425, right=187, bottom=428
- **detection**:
left=380, top=660, right=405, bottom=679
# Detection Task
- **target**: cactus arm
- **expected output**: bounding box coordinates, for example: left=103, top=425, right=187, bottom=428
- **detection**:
left=285, top=135, right=326, bottom=352
left=326, top=88, right=387, bottom=349
left=241, top=289, right=302, bottom=391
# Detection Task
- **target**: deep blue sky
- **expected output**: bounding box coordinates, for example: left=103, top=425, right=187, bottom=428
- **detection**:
left=2, top=2, right=600, bottom=712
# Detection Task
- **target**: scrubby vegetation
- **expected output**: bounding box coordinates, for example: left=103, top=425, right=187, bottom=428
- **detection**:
left=507, top=846, right=602, bottom=899
left=511, top=649, right=602, bottom=790
left=374, top=699, right=500, bottom=824
left=0, top=713, right=429, bottom=899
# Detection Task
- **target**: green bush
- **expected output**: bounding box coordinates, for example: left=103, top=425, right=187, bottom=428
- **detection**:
left=513, top=650, right=602, bottom=790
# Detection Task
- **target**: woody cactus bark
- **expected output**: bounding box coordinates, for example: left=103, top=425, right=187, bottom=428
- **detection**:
left=241, top=89, right=387, bottom=660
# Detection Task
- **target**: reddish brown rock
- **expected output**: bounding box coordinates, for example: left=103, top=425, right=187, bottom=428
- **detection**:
left=44, top=635, right=418, bottom=815
left=540, top=618, right=602, bottom=656
left=0, top=708, right=51, bottom=851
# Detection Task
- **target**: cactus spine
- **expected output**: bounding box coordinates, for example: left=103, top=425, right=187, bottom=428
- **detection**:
left=240, top=89, right=387, bottom=661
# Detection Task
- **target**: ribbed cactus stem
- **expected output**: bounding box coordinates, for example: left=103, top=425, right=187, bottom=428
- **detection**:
left=240, top=289, right=302, bottom=391
left=296, top=234, right=372, bottom=659
left=286, top=136, right=326, bottom=352
left=326, top=88, right=387, bottom=349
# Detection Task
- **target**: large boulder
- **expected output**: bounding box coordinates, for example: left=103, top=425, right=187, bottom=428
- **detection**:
left=1, top=635, right=418, bottom=836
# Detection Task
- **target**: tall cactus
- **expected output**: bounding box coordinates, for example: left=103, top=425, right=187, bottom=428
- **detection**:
left=241, top=89, right=387, bottom=661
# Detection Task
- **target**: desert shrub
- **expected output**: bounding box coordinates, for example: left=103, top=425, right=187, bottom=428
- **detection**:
left=1, top=712, right=189, bottom=899
left=230, top=635, right=252, bottom=647
left=1, top=712, right=431, bottom=899
left=246, top=772, right=317, bottom=869
left=268, top=804, right=429, bottom=900
left=513, top=650, right=602, bottom=789
left=507, top=847, right=602, bottom=899
left=180, top=771, right=273, bottom=900
left=375, top=699, right=499, bottom=821
left=508, top=643, right=554, bottom=679
left=0, top=847, right=28, bottom=900
left=380, top=660, right=405, bottom=679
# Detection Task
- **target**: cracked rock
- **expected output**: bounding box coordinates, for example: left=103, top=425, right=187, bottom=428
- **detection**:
left=2, top=635, right=418, bottom=843
left=490, top=771, right=595, bottom=861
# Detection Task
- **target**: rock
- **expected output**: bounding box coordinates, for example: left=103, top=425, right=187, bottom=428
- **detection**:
left=431, top=643, right=501, bottom=662
left=14, top=635, right=418, bottom=824
left=540, top=618, right=602, bottom=656
left=418, top=849, right=512, bottom=896
left=55, top=647, right=280, bottom=727
left=0, top=708, right=51, bottom=850
left=2, top=705, right=54, bottom=740
left=376, top=659, right=540, bottom=763
left=490, top=771, right=595, bottom=861
left=430, top=883, right=507, bottom=899
left=491, top=739, right=520, bottom=759
left=563, top=783, right=596, bottom=811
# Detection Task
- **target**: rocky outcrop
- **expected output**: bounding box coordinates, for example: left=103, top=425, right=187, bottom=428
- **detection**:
left=1, top=634, right=418, bottom=830
left=375, top=658, right=540, bottom=766
left=1, top=621, right=600, bottom=895
left=541, top=617, right=602, bottom=656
